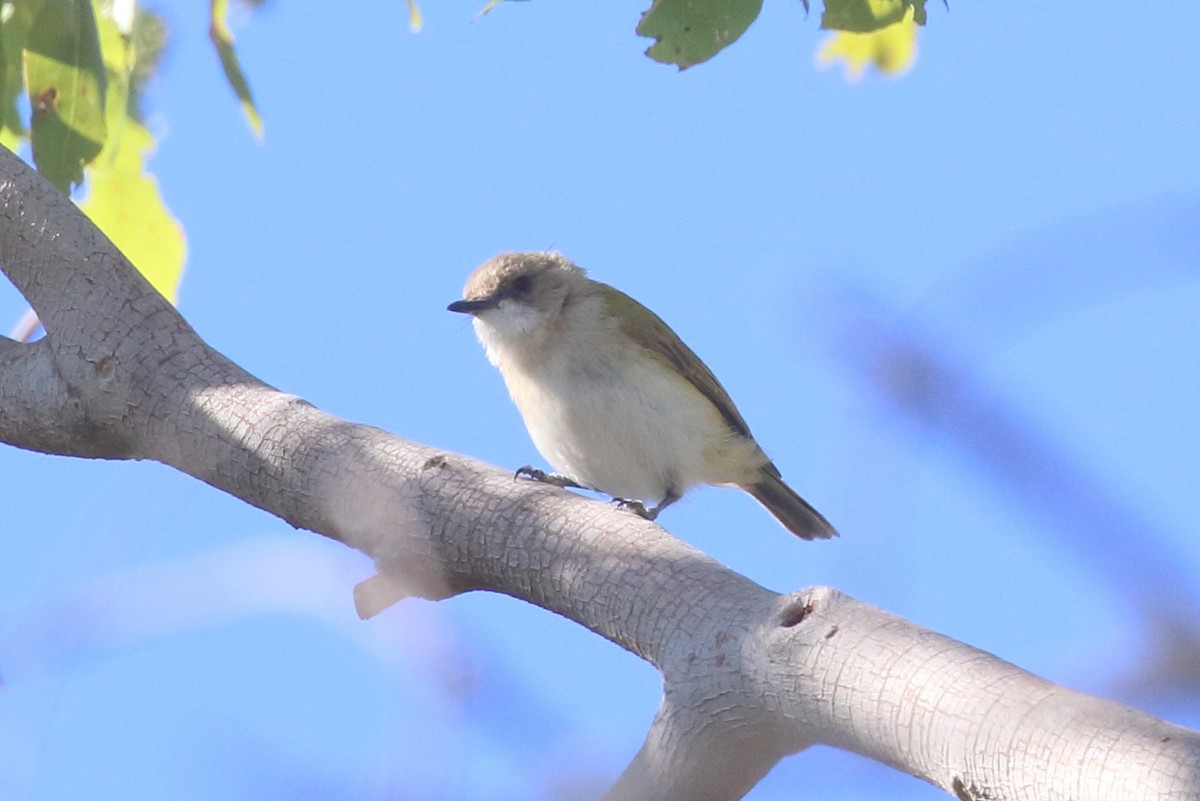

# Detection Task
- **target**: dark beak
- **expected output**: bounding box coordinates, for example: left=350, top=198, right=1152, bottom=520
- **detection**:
left=447, top=298, right=496, bottom=314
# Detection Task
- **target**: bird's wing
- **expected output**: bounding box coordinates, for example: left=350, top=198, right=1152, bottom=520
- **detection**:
left=599, top=282, right=755, bottom=440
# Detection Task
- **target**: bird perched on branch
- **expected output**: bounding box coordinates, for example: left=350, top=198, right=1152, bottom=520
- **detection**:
left=448, top=251, right=837, bottom=540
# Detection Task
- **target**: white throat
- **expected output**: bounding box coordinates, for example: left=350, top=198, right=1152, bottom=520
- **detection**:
left=472, top=299, right=551, bottom=367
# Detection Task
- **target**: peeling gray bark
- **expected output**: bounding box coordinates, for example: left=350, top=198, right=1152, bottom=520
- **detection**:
left=1, top=147, right=1197, bottom=800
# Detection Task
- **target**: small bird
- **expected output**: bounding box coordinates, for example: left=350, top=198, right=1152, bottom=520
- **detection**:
left=448, top=251, right=837, bottom=540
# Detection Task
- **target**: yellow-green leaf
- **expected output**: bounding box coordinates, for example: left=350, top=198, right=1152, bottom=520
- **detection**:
left=79, top=120, right=186, bottom=303
left=637, top=0, right=763, bottom=70
left=209, top=0, right=263, bottom=138
left=23, top=0, right=107, bottom=193
left=79, top=10, right=185, bottom=304
left=406, top=0, right=423, bottom=32
left=818, top=4, right=919, bottom=78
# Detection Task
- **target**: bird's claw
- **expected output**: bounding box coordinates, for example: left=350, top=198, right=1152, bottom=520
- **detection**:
left=515, top=466, right=585, bottom=489
left=613, top=498, right=658, bottom=520
left=515, top=465, right=548, bottom=482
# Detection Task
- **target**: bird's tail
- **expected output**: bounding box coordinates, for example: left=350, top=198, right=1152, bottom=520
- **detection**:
left=742, top=470, right=838, bottom=540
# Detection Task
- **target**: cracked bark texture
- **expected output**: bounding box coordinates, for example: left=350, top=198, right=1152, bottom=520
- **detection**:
left=1, top=147, right=1197, bottom=800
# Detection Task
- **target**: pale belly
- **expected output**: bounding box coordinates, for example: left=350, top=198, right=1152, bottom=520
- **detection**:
left=503, top=355, right=759, bottom=503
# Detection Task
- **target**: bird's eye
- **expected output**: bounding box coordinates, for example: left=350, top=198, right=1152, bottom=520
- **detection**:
left=509, top=275, right=533, bottom=296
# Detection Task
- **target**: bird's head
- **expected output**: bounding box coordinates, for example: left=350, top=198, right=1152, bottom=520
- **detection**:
left=449, top=251, right=586, bottom=360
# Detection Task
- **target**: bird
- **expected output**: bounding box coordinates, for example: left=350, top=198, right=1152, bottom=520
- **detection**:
left=447, top=251, right=837, bottom=540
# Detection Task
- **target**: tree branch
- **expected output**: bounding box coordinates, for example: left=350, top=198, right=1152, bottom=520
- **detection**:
left=1, top=147, right=1196, bottom=800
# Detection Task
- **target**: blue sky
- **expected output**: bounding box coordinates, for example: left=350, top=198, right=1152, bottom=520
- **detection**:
left=3, top=2, right=1200, bottom=799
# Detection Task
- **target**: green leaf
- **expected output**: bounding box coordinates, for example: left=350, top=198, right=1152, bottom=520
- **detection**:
left=80, top=10, right=185, bottom=304
left=23, top=0, right=107, bottom=193
left=821, top=0, right=927, bottom=33
left=0, top=0, right=36, bottom=151
left=210, top=0, right=263, bottom=138
left=637, top=0, right=763, bottom=70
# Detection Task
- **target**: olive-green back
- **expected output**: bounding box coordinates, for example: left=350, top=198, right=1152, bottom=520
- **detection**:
left=599, top=282, right=754, bottom=440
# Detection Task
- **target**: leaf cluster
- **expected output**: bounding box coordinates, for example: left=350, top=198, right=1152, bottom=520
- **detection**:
left=637, top=0, right=929, bottom=70
left=0, top=0, right=205, bottom=305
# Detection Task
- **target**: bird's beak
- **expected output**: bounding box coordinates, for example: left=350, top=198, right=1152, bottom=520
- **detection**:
left=447, top=297, right=497, bottom=315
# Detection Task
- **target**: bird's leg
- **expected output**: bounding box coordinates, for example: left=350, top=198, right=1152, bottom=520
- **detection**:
left=651, top=488, right=682, bottom=518
left=515, top=466, right=586, bottom=489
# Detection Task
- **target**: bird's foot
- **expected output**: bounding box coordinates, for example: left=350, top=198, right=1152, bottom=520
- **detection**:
left=515, top=466, right=585, bottom=489
left=613, top=498, right=658, bottom=520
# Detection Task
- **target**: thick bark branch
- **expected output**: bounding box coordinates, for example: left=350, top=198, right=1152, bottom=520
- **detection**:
left=1, top=148, right=1197, bottom=800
